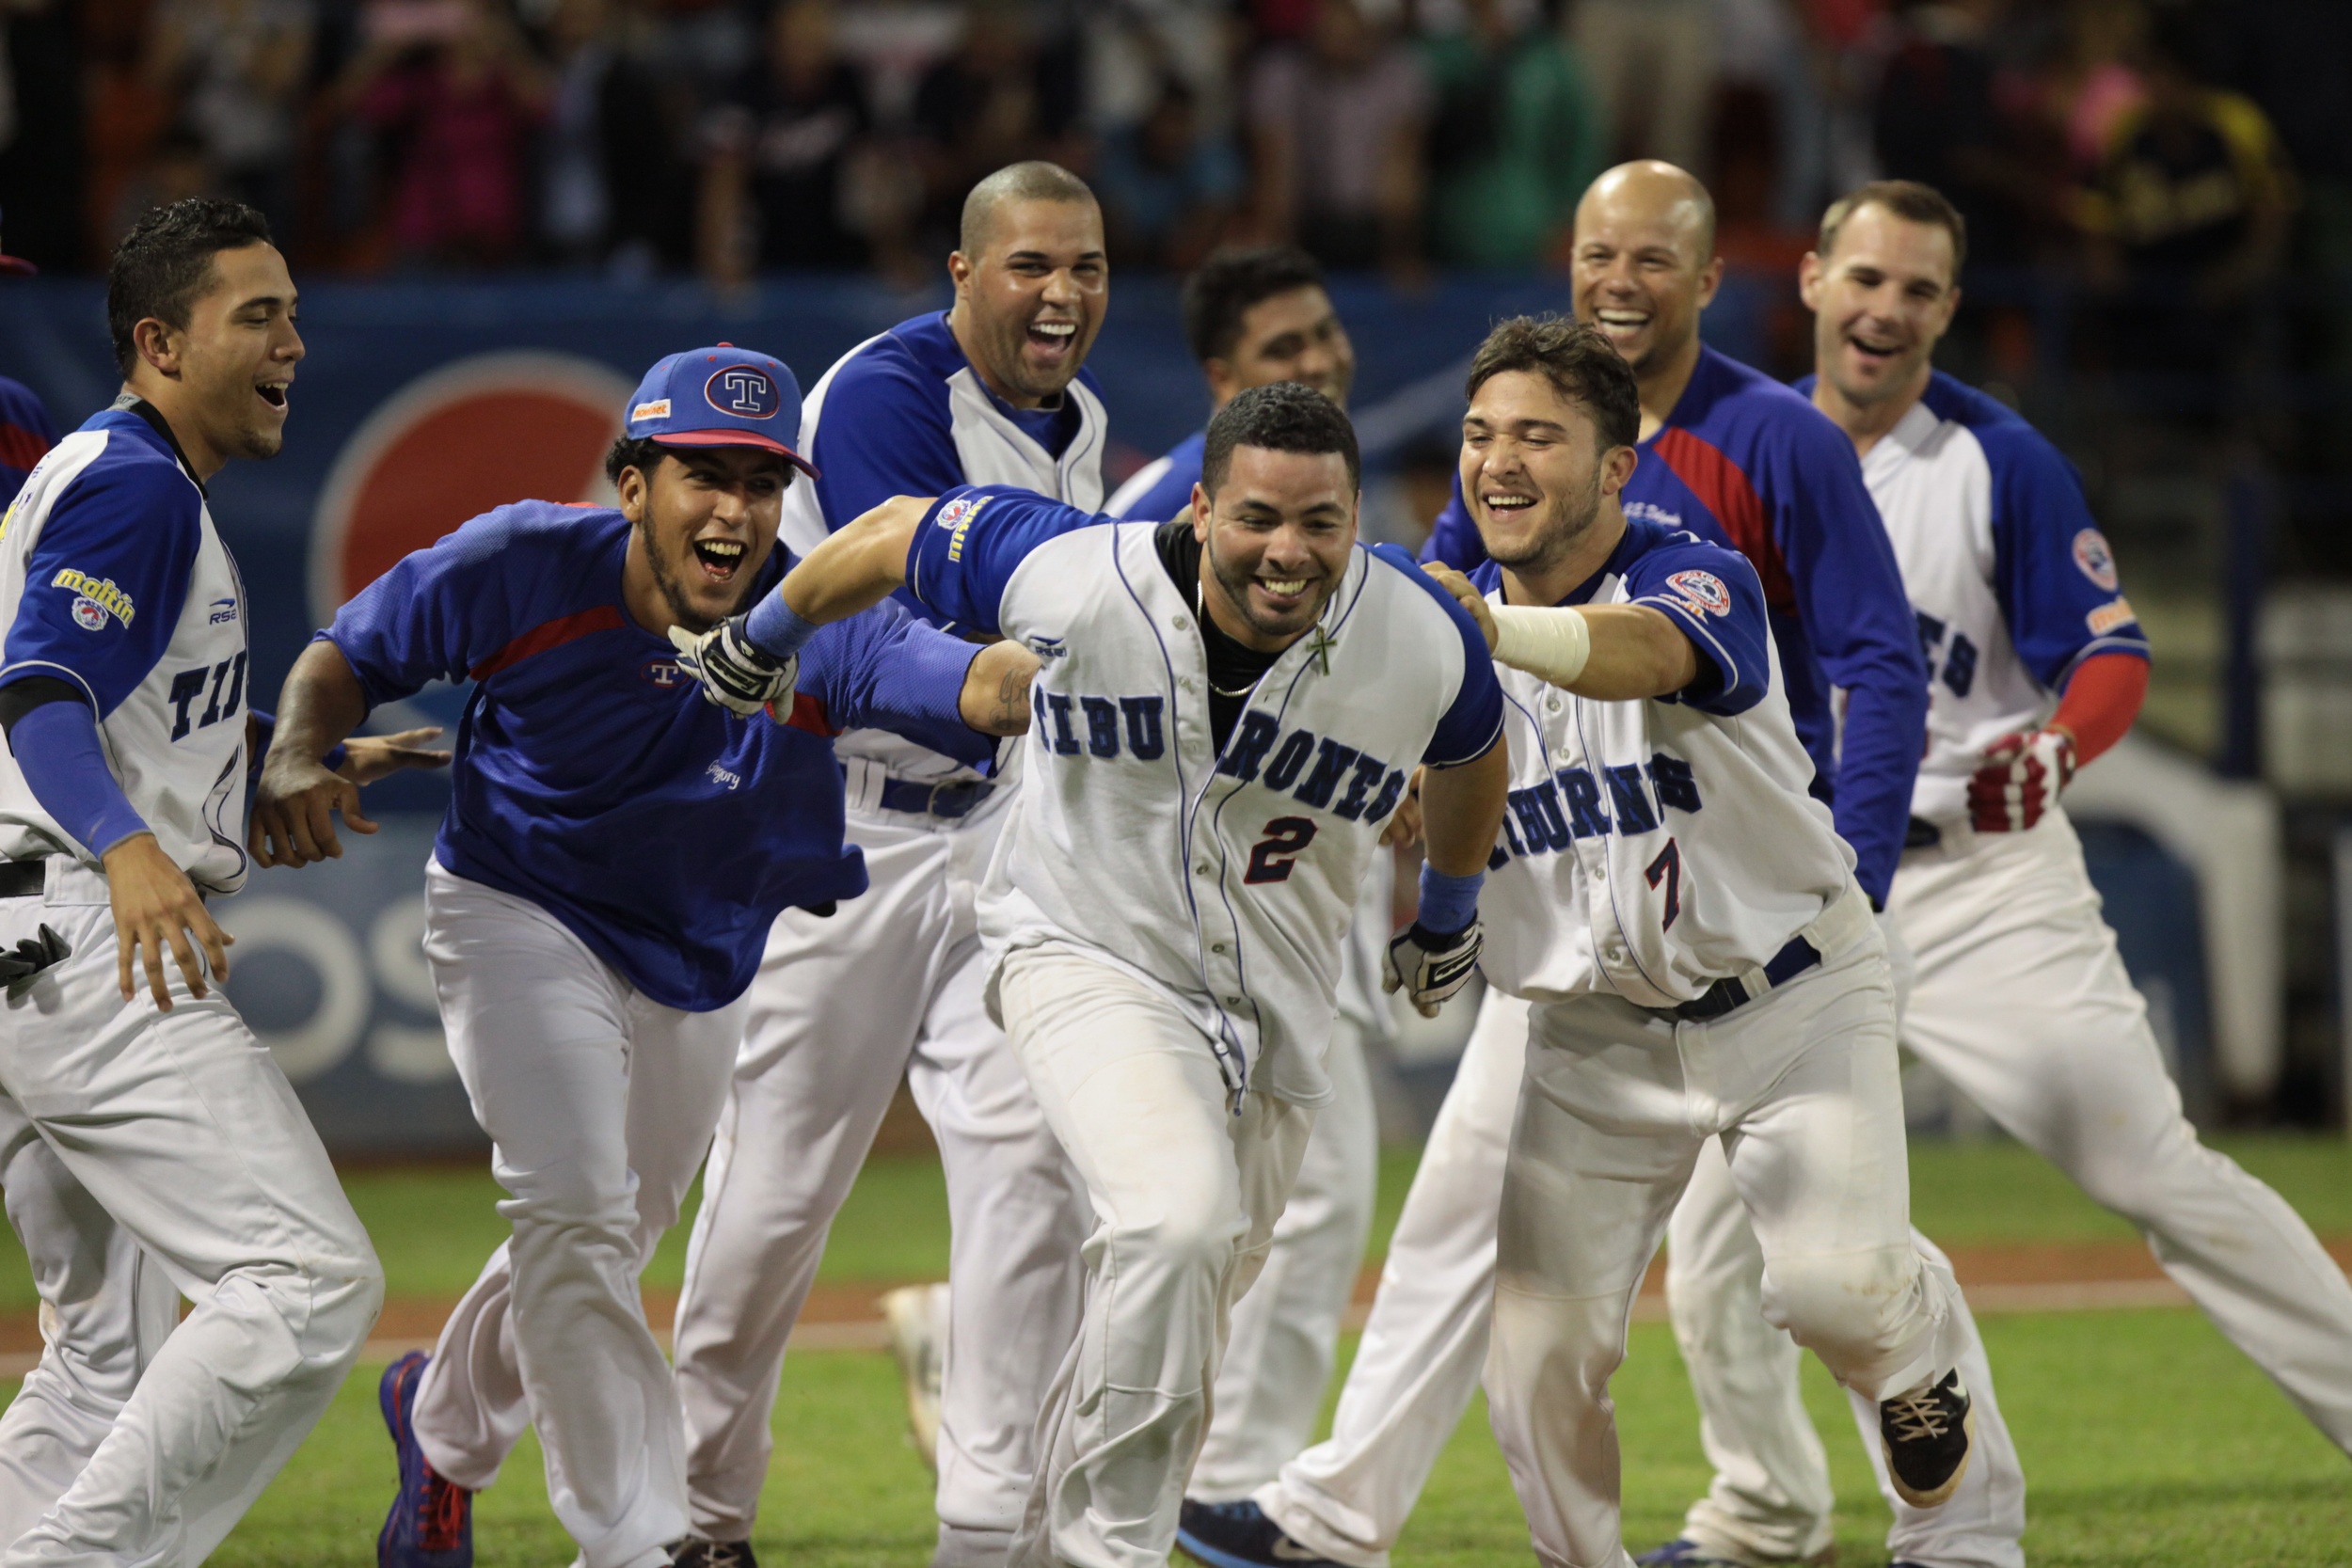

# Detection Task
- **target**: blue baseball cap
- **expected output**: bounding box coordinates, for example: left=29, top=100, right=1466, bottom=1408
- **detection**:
left=624, top=343, right=817, bottom=476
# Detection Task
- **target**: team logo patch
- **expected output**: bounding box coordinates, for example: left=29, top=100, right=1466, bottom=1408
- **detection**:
left=72, top=596, right=104, bottom=630
left=934, top=494, right=988, bottom=531
left=630, top=398, right=672, bottom=423
left=2086, top=596, right=2137, bottom=637
left=642, top=657, right=689, bottom=688
left=705, top=367, right=781, bottom=420
left=1665, top=569, right=1732, bottom=617
left=51, top=568, right=135, bottom=628
left=2073, top=529, right=2120, bottom=591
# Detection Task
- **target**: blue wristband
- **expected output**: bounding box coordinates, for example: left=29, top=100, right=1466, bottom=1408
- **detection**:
left=9, top=700, right=150, bottom=856
left=743, top=590, right=822, bottom=660
left=321, top=743, right=349, bottom=772
left=1416, top=864, right=1484, bottom=936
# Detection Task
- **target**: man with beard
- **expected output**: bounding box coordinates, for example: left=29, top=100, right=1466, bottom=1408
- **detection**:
left=1176, top=160, right=1931, bottom=1568
left=252, top=344, right=1039, bottom=1568
left=675, top=380, right=1511, bottom=1568
left=660, top=160, right=1104, bottom=1568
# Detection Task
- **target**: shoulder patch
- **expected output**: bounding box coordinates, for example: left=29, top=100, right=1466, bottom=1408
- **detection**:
left=2073, top=529, right=2120, bottom=591
left=935, top=492, right=989, bottom=562
left=2087, top=596, right=2137, bottom=637
left=50, top=567, right=135, bottom=628
left=1664, top=569, right=1732, bottom=618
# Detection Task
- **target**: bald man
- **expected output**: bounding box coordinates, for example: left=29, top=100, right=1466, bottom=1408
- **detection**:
left=1177, top=162, right=1931, bottom=1568
left=667, top=161, right=1101, bottom=1568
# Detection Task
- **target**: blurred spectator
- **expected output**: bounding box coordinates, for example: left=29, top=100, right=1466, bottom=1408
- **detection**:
left=697, top=0, right=875, bottom=282
left=1245, top=0, right=1427, bottom=276
left=2044, top=0, right=2146, bottom=179
left=534, top=0, right=683, bottom=273
left=1874, top=0, right=2050, bottom=266
left=1572, top=0, right=1714, bottom=172
left=0, top=0, right=82, bottom=270
left=1097, top=73, right=1241, bottom=271
left=912, top=0, right=1085, bottom=253
left=143, top=0, right=313, bottom=244
left=109, top=125, right=217, bottom=245
left=1420, top=0, right=1599, bottom=267
left=340, top=0, right=551, bottom=270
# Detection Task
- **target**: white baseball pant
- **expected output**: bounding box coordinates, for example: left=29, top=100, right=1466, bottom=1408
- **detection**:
left=1488, top=938, right=1965, bottom=1568
left=1661, top=805, right=2352, bottom=1562
left=408, top=863, right=746, bottom=1568
left=999, top=945, right=1316, bottom=1568
left=671, top=801, right=1087, bottom=1566
left=0, top=858, right=382, bottom=1567
left=1192, top=854, right=1391, bottom=1501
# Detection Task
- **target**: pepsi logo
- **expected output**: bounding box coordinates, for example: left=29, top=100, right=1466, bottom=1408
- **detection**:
left=706, top=366, right=781, bottom=421
left=72, top=596, right=104, bottom=630
left=2072, top=529, right=2120, bottom=592
left=310, top=351, right=636, bottom=625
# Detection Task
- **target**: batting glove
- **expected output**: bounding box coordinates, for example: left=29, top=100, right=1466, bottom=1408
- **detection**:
left=0, top=923, right=69, bottom=1001
left=668, top=616, right=799, bottom=718
left=1383, top=920, right=1483, bottom=1019
left=1966, top=727, right=2074, bottom=832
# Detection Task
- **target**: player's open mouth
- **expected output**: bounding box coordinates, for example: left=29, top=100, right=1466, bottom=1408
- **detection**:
left=692, top=538, right=745, bottom=580
left=1848, top=332, right=1901, bottom=362
left=1594, top=309, right=1650, bottom=337
left=1254, top=576, right=1316, bottom=610
left=1026, top=320, right=1078, bottom=354
left=1483, top=492, right=1539, bottom=515
left=257, top=383, right=289, bottom=409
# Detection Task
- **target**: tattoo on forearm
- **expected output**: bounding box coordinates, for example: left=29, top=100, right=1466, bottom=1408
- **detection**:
left=993, top=663, right=1029, bottom=733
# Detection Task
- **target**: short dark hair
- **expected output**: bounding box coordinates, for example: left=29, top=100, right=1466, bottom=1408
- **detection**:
left=1182, top=245, right=1327, bottom=368
left=959, top=161, right=1098, bottom=257
left=1464, top=316, right=1640, bottom=451
left=1201, top=381, right=1360, bottom=498
left=1818, top=180, right=1969, bottom=276
left=605, top=436, right=669, bottom=486
left=106, top=199, right=275, bottom=374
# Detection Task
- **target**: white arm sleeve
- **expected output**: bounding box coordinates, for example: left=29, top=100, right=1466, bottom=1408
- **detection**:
left=1489, top=605, right=1592, bottom=688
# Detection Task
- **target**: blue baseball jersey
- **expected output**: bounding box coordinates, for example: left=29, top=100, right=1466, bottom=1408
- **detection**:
left=324, top=500, right=991, bottom=1011
left=0, top=376, right=58, bottom=512
left=1796, top=369, right=2152, bottom=822
left=1427, top=343, right=1926, bottom=903
left=1104, top=428, right=1206, bottom=524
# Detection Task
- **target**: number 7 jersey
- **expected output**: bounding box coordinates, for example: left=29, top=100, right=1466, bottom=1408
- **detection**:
left=1472, top=516, right=1863, bottom=1007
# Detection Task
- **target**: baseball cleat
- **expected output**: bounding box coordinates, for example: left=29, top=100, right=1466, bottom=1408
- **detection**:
left=378, top=1351, right=473, bottom=1568
left=667, top=1537, right=759, bottom=1568
left=879, top=1281, right=949, bottom=1472
left=1880, top=1369, right=1976, bottom=1508
left=1174, top=1497, right=1344, bottom=1568
left=1633, top=1538, right=1835, bottom=1566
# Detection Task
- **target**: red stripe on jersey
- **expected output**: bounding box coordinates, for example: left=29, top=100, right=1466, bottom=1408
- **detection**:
left=0, top=421, right=50, bottom=473
left=773, top=690, right=836, bottom=736
left=1650, top=426, right=1799, bottom=615
left=469, top=605, right=628, bottom=680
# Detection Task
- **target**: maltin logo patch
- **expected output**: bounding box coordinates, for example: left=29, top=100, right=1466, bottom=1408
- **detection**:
left=2072, top=529, right=2120, bottom=591
left=51, top=568, right=135, bottom=628
left=1665, top=569, right=1732, bottom=617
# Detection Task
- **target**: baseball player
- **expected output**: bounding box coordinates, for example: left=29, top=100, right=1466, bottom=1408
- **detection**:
left=253, top=344, right=1036, bottom=1568
left=0, top=198, right=388, bottom=1564
left=675, top=380, right=1510, bottom=1568
left=1106, top=245, right=1390, bottom=1512
left=1634, top=181, right=2352, bottom=1568
left=661, top=160, right=1104, bottom=1568
left=1443, top=315, right=1971, bottom=1568
left=1177, top=161, right=1934, bottom=1568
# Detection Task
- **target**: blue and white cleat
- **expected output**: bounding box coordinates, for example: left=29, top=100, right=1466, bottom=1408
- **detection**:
left=378, top=1351, right=473, bottom=1568
left=1174, top=1497, right=1344, bottom=1568
left=1634, top=1540, right=1835, bottom=1566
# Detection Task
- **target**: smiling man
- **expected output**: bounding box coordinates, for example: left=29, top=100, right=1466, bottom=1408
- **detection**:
left=659, top=162, right=1107, bottom=1568
left=253, top=344, right=1037, bottom=1568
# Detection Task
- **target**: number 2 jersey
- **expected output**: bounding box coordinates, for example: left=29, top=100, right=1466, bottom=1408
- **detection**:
left=0, top=402, right=255, bottom=892
left=903, top=484, right=1502, bottom=1107
left=1473, top=515, right=1867, bottom=1007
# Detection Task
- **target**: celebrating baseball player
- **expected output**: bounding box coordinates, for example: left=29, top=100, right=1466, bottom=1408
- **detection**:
left=1632, top=180, right=2352, bottom=1568
left=663, top=160, right=1104, bottom=1568
left=1179, top=161, right=1935, bottom=1568
left=676, top=379, right=1509, bottom=1568
left=1107, top=245, right=1393, bottom=1516
left=253, top=344, right=1036, bottom=1568
left=0, top=199, right=389, bottom=1564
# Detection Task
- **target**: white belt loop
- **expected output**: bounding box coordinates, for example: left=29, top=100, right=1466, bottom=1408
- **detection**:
left=1799, top=879, right=1873, bottom=963
left=841, top=757, right=887, bottom=817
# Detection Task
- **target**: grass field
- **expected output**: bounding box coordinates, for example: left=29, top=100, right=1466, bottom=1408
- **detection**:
left=7, top=1133, right=2352, bottom=1565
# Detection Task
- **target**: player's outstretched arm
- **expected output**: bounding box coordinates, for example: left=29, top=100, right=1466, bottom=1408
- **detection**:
left=960, top=641, right=1039, bottom=736
left=1422, top=562, right=1700, bottom=700
left=252, top=641, right=381, bottom=867
left=773, top=494, right=936, bottom=627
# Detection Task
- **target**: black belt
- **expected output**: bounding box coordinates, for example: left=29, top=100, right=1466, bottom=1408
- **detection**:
left=0, top=860, right=43, bottom=899
left=851, top=768, right=995, bottom=820
left=1670, top=931, right=1822, bottom=1022
left=1905, top=816, right=1942, bottom=850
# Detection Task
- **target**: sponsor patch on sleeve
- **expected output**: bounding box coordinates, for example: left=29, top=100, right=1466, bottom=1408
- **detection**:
left=935, top=494, right=989, bottom=562
left=2086, top=595, right=2137, bottom=637
left=1664, top=569, right=1732, bottom=618
left=2073, top=529, right=2120, bottom=591
left=50, top=568, right=135, bottom=629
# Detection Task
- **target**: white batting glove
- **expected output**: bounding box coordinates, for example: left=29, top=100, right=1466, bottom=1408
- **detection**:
left=668, top=616, right=799, bottom=718
left=1382, top=920, right=1483, bottom=1019
left=1966, top=727, right=2074, bottom=832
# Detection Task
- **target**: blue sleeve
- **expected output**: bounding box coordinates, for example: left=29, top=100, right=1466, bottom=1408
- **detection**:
left=323, top=506, right=544, bottom=710
left=1755, top=413, right=1926, bottom=904
left=903, top=485, right=1109, bottom=635
left=1370, top=544, right=1503, bottom=767
left=1109, top=461, right=1200, bottom=525
left=798, top=599, right=995, bottom=766
left=9, top=698, right=148, bottom=853
left=1419, top=470, right=1491, bottom=570
left=1981, top=422, right=2150, bottom=689
left=808, top=353, right=968, bottom=533
left=0, top=381, right=59, bottom=447
left=1620, top=542, right=1772, bottom=716
left=3, top=453, right=199, bottom=718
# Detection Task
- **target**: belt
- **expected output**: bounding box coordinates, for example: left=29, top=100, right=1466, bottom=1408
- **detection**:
left=846, top=766, right=996, bottom=820
left=0, top=860, right=43, bottom=899
left=1670, top=931, right=1823, bottom=1022
left=1905, top=816, right=1942, bottom=849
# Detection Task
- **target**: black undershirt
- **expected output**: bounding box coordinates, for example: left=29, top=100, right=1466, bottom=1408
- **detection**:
left=1154, top=520, right=1278, bottom=752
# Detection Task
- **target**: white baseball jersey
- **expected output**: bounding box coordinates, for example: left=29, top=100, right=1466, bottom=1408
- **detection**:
left=1819, top=370, right=2149, bottom=824
left=904, top=485, right=1503, bottom=1106
left=0, top=403, right=252, bottom=892
left=781, top=311, right=1108, bottom=784
left=1472, top=516, right=1865, bottom=1008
